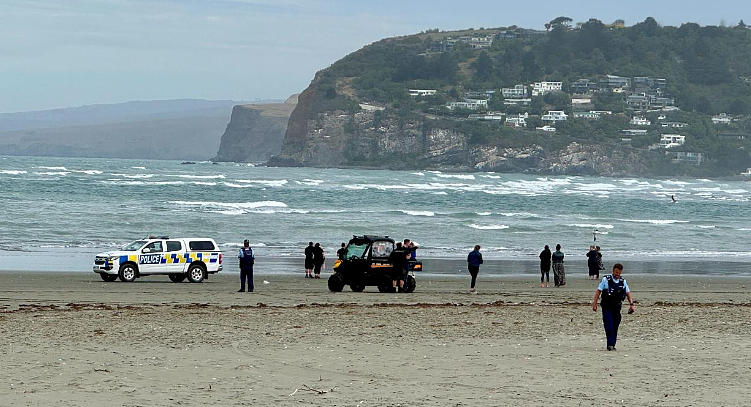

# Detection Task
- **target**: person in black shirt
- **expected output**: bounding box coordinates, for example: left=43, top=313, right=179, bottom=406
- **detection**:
left=539, top=245, right=551, bottom=287
left=587, top=245, right=599, bottom=280
left=312, top=243, right=325, bottom=279
left=388, top=242, right=408, bottom=292
left=337, top=243, right=346, bottom=260
left=304, top=242, right=314, bottom=278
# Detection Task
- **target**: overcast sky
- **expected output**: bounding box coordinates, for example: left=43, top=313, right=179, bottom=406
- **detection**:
left=0, top=0, right=748, bottom=113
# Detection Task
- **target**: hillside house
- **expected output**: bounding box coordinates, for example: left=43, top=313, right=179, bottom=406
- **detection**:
left=630, top=117, right=651, bottom=126
left=572, top=97, right=592, bottom=105
left=622, top=129, right=649, bottom=136
left=536, top=125, right=557, bottom=132
left=469, top=112, right=505, bottom=121
left=627, top=94, right=650, bottom=110
left=447, top=99, right=488, bottom=110
left=600, top=75, right=631, bottom=89
left=531, top=81, right=563, bottom=96
left=712, top=113, right=733, bottom=125
left=541, top=111, right=568, bottom=122
left=502, top=84, right=528, bottom=98
left=503, top=98, right=532, bottom=106
left=573, top=111, right=611, bottom=120
left=661, top=122, right=688, bottom=129
left=505, top=113, right=528, bottom=127
left=409, top=89, right=437, bottom=97
left=668, top=151, right=703, bottom=165
left=660, top=134, right=686, bottom=149
left=571, top=79, right=598, bottom=94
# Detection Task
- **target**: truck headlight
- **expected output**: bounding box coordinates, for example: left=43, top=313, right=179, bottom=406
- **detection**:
left=108, top=256, right=119, bottom=262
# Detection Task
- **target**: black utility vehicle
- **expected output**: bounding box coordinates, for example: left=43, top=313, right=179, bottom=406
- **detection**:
left=328, top=235, right=422, bottom=293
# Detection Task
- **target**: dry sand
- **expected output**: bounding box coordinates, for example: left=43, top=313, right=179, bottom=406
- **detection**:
left=1, top=271, right=751, bottom=406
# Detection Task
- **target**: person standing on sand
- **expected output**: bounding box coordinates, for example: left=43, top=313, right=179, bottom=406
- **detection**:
left=592, top=263, right=635, bottom=351
left=539, top=245, right=551, bottom=287
left=388, top=242, right=408, bottom=292
left=552, top=244, right=565, bottom=287
left=596, top=246, right=604, bottom=274
left=587, top=245, right=599, bottom=280
left=304, top=242, right=314, bottom=278
left=312, top=243, right=325, bottom=279
left=467, top=245, right=483, bottom=294
left=237, top=239, right=255, bottom=293
left=337, top=243, right=347, bottom=260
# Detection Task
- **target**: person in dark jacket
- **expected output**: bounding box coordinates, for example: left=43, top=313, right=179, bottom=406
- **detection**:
left=388, top=242, right=408, bottom=292
left=587, top=245, right=599, bottom=280
left=539, top=245, right=551, bottom=287
left=336, top=243, right=346, bottom=260
left=304, top=242, right=314, bottom=278
left=467, top=245, right=483, bottom=294
left=592, top=263, right=635, bottom=351
left=238, top=239, right=255, bottom=292
left=312, top=243, right=325, bottom=279
left=552, top=244, right=565, bottom=287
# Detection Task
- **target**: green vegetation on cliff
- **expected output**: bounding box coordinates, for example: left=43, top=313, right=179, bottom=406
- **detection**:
left=296, top=18, right=751, bottom=176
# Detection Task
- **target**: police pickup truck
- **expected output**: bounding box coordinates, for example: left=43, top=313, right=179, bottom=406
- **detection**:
left=93, top=237, right=222, bottom=283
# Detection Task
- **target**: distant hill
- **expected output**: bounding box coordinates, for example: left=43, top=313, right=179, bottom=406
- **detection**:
left=272, top=18, right=751, bottom=177
left=0, top=99, right=283, bottom=160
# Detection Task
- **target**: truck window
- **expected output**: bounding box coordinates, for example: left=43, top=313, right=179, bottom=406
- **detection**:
left=166, top=241, right=182, bottom=252
left=188, top=241, right=215, bottom=251
left=143, top=241, right=163, bottom=253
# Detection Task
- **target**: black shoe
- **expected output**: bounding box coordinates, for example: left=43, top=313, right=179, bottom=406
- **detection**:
left=607, top=345, right=614, bottom=351
left=248, top=290, right=253, bottom=293
left=237, top=289, right=245, bottom=292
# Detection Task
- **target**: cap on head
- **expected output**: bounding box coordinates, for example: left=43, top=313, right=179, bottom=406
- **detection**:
left=556, top=244, right=561, bottom=250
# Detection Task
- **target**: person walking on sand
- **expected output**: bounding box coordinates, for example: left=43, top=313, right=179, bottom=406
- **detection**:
left=312, top=243, right=325, bottom=279
left=467, top=245, right=483, bottom=294
left=552, top=244, right=565, bottom=287
left=237, top=239, right=255, bottom=293
left=539, top=245, right=551, bottom=287
left=304, top=242, right=314, bottom=278
left=592, top=263, right=635, bottom=351
left=337, top=243, right=347, bottom=260
left=587, top=245, right=599, bottom=280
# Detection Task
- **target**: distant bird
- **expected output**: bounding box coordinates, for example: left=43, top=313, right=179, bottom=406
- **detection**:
left=671, top=194, right=676, bottom=203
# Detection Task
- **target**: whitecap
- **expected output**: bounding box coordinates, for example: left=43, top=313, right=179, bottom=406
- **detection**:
left=171, top=200, right=287, bottom=209
left=499, top=212, right=538, bottom=218
left=223, top=182, right=253, bottom=188
left=400, top=210, right=435, bottom=217
left=567, top=224, right=614, bottom=229
left=434, top=173, right=475, bottom=180
left=35, top=166, right=67, bottom=170
left=476, top=212, right=492, bottom=216
left=110, top=173, right=155, bottom=179
left=34, top=171, right=70, bottom=176
left=432, top=191, right=448, bottom=195
left=73, top=170, right=103, bottom=175
left=482, top=175, right=501, bottom=179
left=0, top=170, right=27, bottom=175
left=412, top=172, right=425, bottom=176
left=618, top=219, right=688, bottom=225
left=172, top=174, right=226, bottom=179
left=131, top=166, right=146, bottom=169
left=234, top=179, right=288, bottom=187
left=469, top=224, right=509, bottom=230
left=192, top=181, right=216, bottom=186
left=695, top=225, right=716, bottom=229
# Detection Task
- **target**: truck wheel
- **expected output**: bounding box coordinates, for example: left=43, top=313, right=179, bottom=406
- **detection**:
left=187, top=264, right=205, bottom=283
left=350, top=281, right=365, bottom=292
left=403, top=275, right=416, bottom=293
left=118, top=264, right=137, bottom=282
left=100, top=273, right=118, bottom=282
left=328, top=274, right=344, bottom=292
left=168, top=274, right=186, bottom=283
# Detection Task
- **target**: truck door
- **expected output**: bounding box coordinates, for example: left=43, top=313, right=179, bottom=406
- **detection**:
left=165, top=240, right=185, bottom=273
left=138, top=240, right=165, bottom=274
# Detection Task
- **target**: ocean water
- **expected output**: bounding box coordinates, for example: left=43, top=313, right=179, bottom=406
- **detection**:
left=1, top=155, right=750, bottom=274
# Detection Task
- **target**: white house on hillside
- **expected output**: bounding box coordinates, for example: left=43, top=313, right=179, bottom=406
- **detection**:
left=630, top=117, right=651, bottom=126
left=711, top=113, right=733, bottom=125
left=660, top=134, right=686, bottom=149
left=531, top=81, right=563, bottom=96
left=502, top=84, right=528, bottom=98
left=541, top=111, right=568, bottom=122
left=447, top=99, right=488, bottom=110
left=409, top=89, right=437, bottom=97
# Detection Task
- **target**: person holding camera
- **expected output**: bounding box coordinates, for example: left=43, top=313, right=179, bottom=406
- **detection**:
left=592, top=263, right=635, bottom=351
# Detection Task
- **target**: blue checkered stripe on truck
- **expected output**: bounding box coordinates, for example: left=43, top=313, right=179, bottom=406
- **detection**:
left=120, top=253, right=219, bottom=264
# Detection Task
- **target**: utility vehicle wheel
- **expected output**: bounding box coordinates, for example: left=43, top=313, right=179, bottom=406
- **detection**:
left=403, top=275, right=416, bottom=293
left=187, top=264, right=205, bottom=283
left=168, top=274, right=186, bottom=283
left=118, top=264, right=137, bottom=282
left=328, top=274, right=344, bottom=292
left=350, top=281, right=366, bottom=292
left=100, top=273, right=118, bottom=282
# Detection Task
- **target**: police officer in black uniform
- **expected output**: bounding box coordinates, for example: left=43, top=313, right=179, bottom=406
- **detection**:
left=592, top=263, right=635, bottom=350
left=238, top=239, right=255, bottom=292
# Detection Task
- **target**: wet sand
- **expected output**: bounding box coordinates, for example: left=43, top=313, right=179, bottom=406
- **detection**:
left=1, top=271, right=751, bottom=406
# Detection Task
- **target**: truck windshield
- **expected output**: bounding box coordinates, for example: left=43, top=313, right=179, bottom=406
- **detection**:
left=121, top=240, right=147, bottom=251
left=344, top=243, right=368, bottom=259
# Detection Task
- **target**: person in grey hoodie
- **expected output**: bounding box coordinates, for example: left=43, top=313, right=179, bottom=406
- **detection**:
left=467, top=245, right=483, bottom=294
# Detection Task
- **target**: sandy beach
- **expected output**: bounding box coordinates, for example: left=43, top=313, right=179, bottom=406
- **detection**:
left=2, top=270, right=751, bottom=406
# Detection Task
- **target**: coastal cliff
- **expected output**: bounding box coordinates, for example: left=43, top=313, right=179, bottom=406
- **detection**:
left=269, top=20, right=751, bottom=176
left=213, top=95, right=297, bottom=162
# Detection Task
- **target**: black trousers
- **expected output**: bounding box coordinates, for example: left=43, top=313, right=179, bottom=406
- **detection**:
left=468, top=265, right=479, bottom=288
left=240, top=267, right=254, bottom=291
left=602, top=306, right=622, bottom=347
